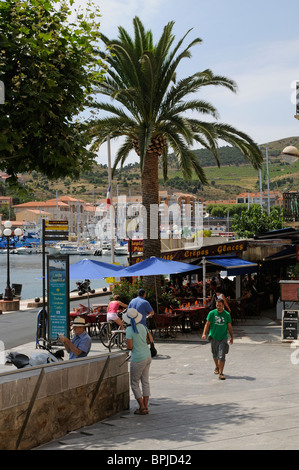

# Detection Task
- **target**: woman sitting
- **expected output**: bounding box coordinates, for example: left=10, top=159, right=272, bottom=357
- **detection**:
left=107, top=295, right=128, bottom=330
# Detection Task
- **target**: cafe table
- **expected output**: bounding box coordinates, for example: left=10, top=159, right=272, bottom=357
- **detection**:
left=172, top=305, right=208, bottom=332
left=70, top=310, right=106, bottom=336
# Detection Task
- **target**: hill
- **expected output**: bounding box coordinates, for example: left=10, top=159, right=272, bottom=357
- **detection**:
left=2, top=136, right=299, bottom=204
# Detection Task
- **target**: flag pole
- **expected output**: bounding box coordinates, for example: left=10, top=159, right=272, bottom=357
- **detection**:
left=107, top=135, right=115, bottom=264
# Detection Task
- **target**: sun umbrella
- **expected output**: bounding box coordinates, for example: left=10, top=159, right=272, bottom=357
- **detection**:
left=117, top=256, right=201, bottom=277
left=69, top=258, right=124, bottom=280
left=117, top=257, right=201, bottom=312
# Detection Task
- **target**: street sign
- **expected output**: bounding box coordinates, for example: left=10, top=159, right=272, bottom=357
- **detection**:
left=44, top=220, right=69, bottom=241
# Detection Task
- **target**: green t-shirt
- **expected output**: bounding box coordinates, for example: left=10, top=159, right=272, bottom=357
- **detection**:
left=126, top=323, right=151, bottom=363
left=207, top=309, right=232, bottom=341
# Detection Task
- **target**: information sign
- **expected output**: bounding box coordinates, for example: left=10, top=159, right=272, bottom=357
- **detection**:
left=47, top=255, right=70, bottom=341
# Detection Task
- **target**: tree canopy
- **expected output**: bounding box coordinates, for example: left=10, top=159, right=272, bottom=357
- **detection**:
left=0, top=0, right=105, bottom=185
left=232, top=205, right=283, bottom=238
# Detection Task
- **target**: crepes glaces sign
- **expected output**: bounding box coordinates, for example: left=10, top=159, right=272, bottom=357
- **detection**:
left=47, top=255, right=70, bottom=341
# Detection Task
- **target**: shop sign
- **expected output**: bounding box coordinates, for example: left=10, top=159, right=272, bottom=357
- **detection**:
left=131, top=240, right=246, bottom=264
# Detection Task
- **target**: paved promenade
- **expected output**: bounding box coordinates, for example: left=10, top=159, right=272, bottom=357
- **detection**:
left=20, top=310, right=299, bottom=452
left=3, top=305, right=299, bottom=451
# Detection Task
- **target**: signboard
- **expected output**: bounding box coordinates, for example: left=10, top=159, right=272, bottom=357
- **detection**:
left=47, top=255, right=70, bottom=341
left=132, top=240, right=247, bottom=264
left=130, top=239, right=143, bottom=253
left=44, top=220, right=69, bottom=241
left=282, top=310, right=298, bottom=341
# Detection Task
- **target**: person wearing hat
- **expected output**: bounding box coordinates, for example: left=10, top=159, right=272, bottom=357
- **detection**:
left=128, top=288, right=154, bottom=326
left=124, top=308, right=153, bottom=415
left=59, top=317, right=92, bottom=360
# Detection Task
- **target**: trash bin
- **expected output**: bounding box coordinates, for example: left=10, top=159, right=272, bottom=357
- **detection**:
left=12, top=283, right=22, bottom=298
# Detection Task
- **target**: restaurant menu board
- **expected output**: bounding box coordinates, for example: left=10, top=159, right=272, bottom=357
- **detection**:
left=47, top=255, right=70, bottom=341
left=282, top=310, right=298, bottom=341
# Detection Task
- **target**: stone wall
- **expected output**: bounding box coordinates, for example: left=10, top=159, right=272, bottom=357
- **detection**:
left=0, top=352, right=129, bottom=450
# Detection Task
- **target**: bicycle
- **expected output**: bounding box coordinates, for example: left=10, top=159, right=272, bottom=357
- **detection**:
left=99, top=309, right=127, bottom=348
left=99, top=320, right=118, bottom=348
left=108, top=327, right=128, bottom=352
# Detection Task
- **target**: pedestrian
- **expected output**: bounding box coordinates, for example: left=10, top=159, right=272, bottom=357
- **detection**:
left=128, top=288, right=155, bottom=326
left=107, top=294, right=128, bottom=330
left=124, top=308, right=153, bottom=415
left=59, top=317, right=92, bottom=360
left=209, top=281, right=231, bottom=313
left=202, top=299, right=233, bottom=380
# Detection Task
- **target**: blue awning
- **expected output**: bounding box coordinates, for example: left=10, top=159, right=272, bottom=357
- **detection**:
left=205, top=256, right=258, bottom=276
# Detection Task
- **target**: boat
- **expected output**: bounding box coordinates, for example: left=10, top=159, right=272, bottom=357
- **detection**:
left=114, top=244, right=128, bottom=256
left=77, top=245, right=94, bottom=256
left=54, top=242, right=95, bottom=256
left=56, top=242, right=80, bottom=255
left=102, top=246, right=111, bottom=256
left=15, top=245, right=41, bottom=255
left=101, top=241, right=112, bottom=256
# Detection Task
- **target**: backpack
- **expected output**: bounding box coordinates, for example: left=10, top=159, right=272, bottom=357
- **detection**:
left=209, top=293, right=217, bottom=311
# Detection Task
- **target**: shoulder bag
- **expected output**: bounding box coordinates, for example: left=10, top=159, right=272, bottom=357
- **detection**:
left=146, top=329, right=157, bottom=357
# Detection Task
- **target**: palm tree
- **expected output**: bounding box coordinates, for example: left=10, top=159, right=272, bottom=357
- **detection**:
left=89, top=17, right=262, bottom=289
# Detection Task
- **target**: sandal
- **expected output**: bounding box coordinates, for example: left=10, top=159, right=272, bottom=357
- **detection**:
left=219, top=373, right=226, bottom=380
left=214, top=367, right=219, bottom=375
left=134, top=408, right=147, bottom=415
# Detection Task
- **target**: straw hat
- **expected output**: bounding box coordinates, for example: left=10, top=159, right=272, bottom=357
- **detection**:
left=72, top=317, right=86, bottom=328
left=123, top=308, right=142, bottom=325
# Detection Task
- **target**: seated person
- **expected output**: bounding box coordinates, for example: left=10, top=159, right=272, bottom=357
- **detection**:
left=107, top=295, right=128, bottom=330
left=59, top=317, right=91, bottom=359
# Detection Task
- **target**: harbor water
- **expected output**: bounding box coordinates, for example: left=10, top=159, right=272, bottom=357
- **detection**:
left=0, top=253, right=128, bottom=301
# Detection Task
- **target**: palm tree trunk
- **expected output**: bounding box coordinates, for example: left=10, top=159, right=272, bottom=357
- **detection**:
left=141, top=151, right=161, bottom=294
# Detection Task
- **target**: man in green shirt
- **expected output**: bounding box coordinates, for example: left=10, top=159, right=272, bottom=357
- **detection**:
left=202, top=298, right=233, bottom=380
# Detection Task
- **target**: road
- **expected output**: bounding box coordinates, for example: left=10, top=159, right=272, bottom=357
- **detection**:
left=0, top=294, right=111, bottom=350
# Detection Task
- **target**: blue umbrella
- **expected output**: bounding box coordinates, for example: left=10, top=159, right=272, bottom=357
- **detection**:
left=69, top=258, right=124, bottom=280
left=116, top=257, right=201, bottom=312
left=117, top=256, right=201, bottom=277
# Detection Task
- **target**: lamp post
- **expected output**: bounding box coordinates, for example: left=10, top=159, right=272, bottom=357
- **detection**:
left=281, top=145, right=299, bottom=164
left=1, top=221, right=22, bottom=301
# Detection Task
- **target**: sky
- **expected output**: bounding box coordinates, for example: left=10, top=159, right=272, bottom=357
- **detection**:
left=76, top=0, right=299, bottom=166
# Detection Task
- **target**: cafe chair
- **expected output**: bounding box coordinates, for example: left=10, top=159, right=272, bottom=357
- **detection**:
left=152, top=314, right=172, bottom=339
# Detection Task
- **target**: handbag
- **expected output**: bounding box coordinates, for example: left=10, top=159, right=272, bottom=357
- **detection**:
left=147, top=330, right=157, bottom=357
left=149, top=341, right=157, bottom=357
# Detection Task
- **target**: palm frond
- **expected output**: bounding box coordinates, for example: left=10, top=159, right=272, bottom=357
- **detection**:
left=112, top=137, right=134, bottom=176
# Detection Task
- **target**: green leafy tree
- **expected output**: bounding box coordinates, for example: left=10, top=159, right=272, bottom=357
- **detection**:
left=0, top=0, right=105, bottom=185
left=232, top=206, right=283, bottom=238
left=89, top=17, right=262, bottom=288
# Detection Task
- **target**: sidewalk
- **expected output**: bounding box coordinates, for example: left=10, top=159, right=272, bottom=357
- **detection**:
left=4, top=308, right=299, bottom=450
left=26, top=311, right=299, bottom=451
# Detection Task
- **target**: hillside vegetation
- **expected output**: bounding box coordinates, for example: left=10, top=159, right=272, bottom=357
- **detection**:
left=2, top=136, right=299, bottom=204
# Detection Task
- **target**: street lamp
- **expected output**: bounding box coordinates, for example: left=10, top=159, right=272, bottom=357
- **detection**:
left=1, top=221, right=22, bottom=301
left=281, top=145, right=299, bottom=164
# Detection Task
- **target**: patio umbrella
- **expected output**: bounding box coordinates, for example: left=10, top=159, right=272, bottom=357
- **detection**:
left=117, top=256, right=201, bottom=277
left=69, top=258, right=124, bottom=280
left=117, top=257, right=202, bottom=312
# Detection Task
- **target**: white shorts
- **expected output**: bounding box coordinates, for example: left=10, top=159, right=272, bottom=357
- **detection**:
left=107, top=312, right=118, bottom=322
